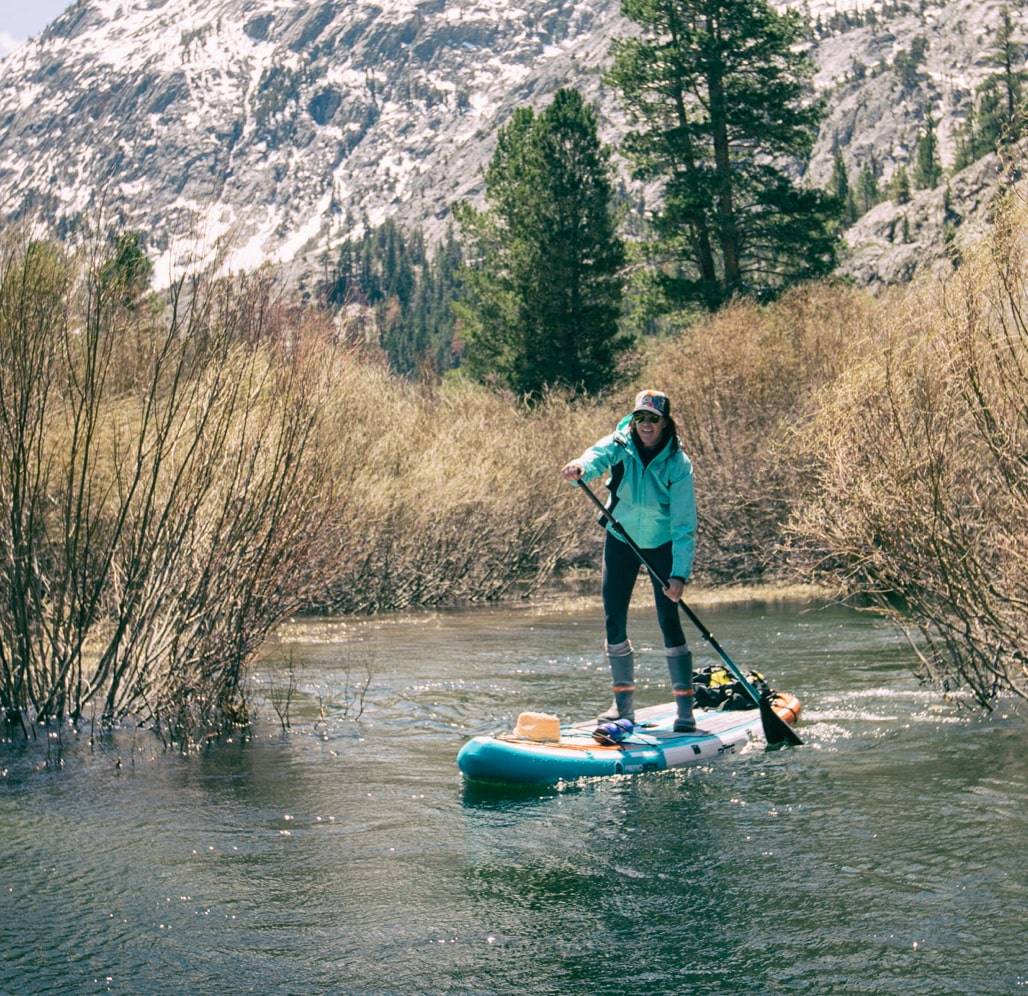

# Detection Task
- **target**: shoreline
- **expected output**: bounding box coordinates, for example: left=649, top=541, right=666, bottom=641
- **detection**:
left=275, top=581, right=845, bottom=642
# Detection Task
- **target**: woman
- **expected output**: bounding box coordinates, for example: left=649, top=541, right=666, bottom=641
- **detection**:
left=561, top=389, right=698, bottom=732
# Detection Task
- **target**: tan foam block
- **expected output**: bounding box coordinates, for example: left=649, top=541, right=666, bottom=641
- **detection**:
left=513, top=711, right=561, bottom=742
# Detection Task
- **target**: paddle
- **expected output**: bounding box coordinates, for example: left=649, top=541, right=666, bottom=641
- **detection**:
left=575, top=479, right=803, bottom=747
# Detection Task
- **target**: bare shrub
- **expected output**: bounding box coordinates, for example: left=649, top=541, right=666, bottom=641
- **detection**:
left=305, top=369, right=609, bottom=613
left=0, top=234, right=335, bottom=741
left=792, top=197, right=1028, bottom=708
left=638, top=284, right=873, bottom=582
left=0, top=229, right=614, bottom=743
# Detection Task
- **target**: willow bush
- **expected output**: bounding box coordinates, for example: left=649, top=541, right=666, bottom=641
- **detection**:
left=0, top=229, right=612, bottom=741
left=792, top=198, right=1028, bottom=708
left=8, top=199, right=1025, bottom=738
left=305, top=368, right=607, bottom=613
left=0, top=237, right=335, bottom=740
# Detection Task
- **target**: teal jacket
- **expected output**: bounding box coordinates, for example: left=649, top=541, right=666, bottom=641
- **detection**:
left=576, top=415, right=697, bottom=581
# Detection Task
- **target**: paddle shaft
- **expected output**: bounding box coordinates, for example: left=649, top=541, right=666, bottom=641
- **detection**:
left=575, top=478, right=802, bottom=746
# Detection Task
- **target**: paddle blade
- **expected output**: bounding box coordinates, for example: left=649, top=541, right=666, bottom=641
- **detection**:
left=760, top=694, right=804, bottom=747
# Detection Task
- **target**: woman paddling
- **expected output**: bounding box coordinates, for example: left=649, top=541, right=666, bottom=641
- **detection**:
left=561, top=390, right=698, bottom=732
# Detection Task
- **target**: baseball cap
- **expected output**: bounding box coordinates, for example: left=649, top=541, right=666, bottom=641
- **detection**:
left=632, top=390, right=670, bottom=418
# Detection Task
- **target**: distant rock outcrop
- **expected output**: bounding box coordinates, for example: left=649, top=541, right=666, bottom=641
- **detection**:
left=838, top=145, right=1023, bottom=289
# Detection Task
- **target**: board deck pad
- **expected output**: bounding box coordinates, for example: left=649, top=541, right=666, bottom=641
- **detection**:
left=458, top=699, right=776, bottom=784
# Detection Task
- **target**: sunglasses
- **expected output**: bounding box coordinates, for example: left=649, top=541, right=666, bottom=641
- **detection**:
left=633, top=413, right=663, bottom=425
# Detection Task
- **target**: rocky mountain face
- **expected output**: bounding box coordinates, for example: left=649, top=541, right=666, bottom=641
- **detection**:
left=0, top=0, right=1023, bottom=290
left=807, top=0, right=1027, bottom=287
left=838, top=141, right=1023, bottom=287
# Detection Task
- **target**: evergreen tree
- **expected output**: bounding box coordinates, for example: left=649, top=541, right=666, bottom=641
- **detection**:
left=893, top=36, right=928, bottom=93
left=953, top=6, right=1026, bottom=169
left=977, top=77, right=1010, bottom=150
left=913, top=116, right=942, bottom=189
left=991, top=5, right=1025, bottom=136
left=607, top=0, right=838, bottom=311
left=100, top=231, right=153, bottom=310
left=942, top=183, right=962, bottom=227
left=831, top=148, right=858, bottom=225
left=890, top=165, right=912, bottom=204
left=953, top=101, right=986, bottom=171
left=857, top=160, right=880, bottom=215
left=430, top=226, right=464, bottom=371
left=456, top=88, right=627, bottom=399
left=325, top=220, right=463, bottom=378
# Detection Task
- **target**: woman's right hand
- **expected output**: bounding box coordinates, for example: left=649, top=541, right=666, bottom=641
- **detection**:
left=561, top=460, right=584, bottom=481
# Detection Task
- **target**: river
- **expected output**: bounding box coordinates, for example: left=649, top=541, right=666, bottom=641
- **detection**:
left=1, top=597, right=1025, bottom=994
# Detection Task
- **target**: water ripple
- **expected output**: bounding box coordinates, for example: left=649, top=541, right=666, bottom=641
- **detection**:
left=2, top=601, right=1025, bottom=995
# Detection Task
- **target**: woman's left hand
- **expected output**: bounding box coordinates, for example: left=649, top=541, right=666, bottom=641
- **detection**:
left=663, top=578, right=685, bottom=602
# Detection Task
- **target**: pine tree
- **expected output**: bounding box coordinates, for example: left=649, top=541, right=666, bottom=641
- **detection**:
left=831, top=148, right=858, bottom=225
left=857, top=160, right=880, bottom=215
left=894, top=36, right=928, bottom=93
left=325, top=220, right=463, bottom=378
left=953, top=6, right=1026, bottom=168
left=607, top=0, right=838, bottom=311
left=100, top=231, right=153, bottom=311
left=913, top=116, right=942, bottom=189
left=953, top=101, right=985, bottom=171
left=455, top=88, right=627, bottom=399
left=890, top=165, right=911, bottom=204
left=426, top=226, right=464, bottom=372
left=978, top=77, right=1009, bottom=151
left=991, top=5, right=1025, bottom=137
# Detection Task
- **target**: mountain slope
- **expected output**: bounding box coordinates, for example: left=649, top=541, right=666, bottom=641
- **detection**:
left=0, top=0, right=1022, bottom=288
left=0, top=0, right=629, bottom=282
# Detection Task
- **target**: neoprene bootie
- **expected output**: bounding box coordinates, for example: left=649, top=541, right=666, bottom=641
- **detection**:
left=598, top=640, right=635, bottom=722
left=667, top=646, right=696, bottom=733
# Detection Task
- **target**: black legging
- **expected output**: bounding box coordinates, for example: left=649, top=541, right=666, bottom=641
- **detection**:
left=602, top=532, right=686, bottom=649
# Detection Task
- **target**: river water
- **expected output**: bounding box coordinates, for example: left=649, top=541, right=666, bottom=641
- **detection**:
left=1, top=597, right=1025, bottom=995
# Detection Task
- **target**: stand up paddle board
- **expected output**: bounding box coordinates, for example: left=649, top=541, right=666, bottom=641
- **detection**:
left=457, top=693, right=801, bottom=785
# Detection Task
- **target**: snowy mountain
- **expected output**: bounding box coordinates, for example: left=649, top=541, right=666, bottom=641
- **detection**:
left=0, top=0, right=1022, bottom=288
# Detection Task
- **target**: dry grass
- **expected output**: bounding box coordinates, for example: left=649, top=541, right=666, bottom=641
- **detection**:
left=304, top=369, right=612, bottom=612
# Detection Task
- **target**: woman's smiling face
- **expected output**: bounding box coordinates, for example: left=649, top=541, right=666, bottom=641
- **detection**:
left=632, top=412, right=666, bottom=449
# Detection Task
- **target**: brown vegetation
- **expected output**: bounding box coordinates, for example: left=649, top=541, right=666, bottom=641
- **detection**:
left=792, top=197, right=1028, bottom=708
left=3, top=195, right=1025, bottom=733
left=304, top=371, right=606, bottom=613
left=0, top=238, right=332, bottom=741
left=638, top=284, right=874, bottom=582
left=0, top=233, right=608, bottom=739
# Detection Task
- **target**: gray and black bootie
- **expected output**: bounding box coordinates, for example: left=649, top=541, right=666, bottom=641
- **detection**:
left=667, top=645, right=696, bottom=733
left=598, top=640, right=635, bottom=723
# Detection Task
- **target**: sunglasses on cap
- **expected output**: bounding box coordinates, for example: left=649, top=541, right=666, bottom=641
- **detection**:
left=632, top=413, right=663, bottom=425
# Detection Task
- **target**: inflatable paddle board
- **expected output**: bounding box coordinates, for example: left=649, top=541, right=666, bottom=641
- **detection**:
left=457, top=694, right=801, bottom=785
